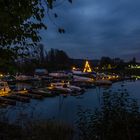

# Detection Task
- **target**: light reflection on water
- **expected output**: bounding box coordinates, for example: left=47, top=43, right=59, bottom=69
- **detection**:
left=2, top=80, right=140, bottom=124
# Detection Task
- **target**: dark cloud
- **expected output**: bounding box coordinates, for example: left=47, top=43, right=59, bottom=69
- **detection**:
left=41, top=0, right=140, bottom=61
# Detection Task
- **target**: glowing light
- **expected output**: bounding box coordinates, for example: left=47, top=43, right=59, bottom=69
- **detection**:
left=108, top=64, right=112, bottom=69
left=129, top=65, right=140, bottom=69
left=83, top=61, right=92, bottom=73
left=72, top=67, right=76, bottom=70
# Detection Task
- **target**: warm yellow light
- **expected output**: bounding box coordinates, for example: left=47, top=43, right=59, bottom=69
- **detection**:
left=108, top=76, right=111, bottom=79
left=72, top=67, right=76, bottom=70
left=83, top=61, right=92, bottom=73
left=48, top=87, right=53, bottom=90
left=108, top=64, right=112, bottom=69
left=0, top=74, right=3, bottom=77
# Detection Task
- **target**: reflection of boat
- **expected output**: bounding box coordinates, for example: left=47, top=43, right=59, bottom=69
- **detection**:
left=0, top=81, right=11, bottom=96
left=94, top=79, right=112, bottom=86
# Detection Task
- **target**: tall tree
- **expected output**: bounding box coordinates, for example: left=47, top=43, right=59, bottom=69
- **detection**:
left=0, top=0, right=72, bottom=72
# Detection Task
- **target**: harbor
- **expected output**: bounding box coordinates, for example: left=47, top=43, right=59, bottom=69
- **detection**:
left=1, top=78, right=140, bottom=125
left=0, top=60, right=134, bottom=107
left=1, top=1, right=140, bottom=138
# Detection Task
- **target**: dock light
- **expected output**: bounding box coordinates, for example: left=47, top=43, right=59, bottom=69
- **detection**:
left=0, top=74, right=3, bottom=77
left=91, top=78, right=94, bottom=81
left=108, top=76, right=111, bottom=79
left=72, top=67, right=76, bottom=70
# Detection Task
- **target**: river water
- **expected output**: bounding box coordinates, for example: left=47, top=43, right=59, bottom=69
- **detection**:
left=2, top=80, right=140, bottom=124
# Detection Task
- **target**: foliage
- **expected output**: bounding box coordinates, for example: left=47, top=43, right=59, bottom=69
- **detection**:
left=0, top=0, right=72, bottom=49
left=77, top=89, right=140, bottom=140
left=99, top=57, right=125, bottom=70
left=0, top=105, right=74, bottom=140
left=0, top=0, right=46, bottom=49
left=0, top=0, right=72, bottom=72
left=15, top=47, right=72, bottom=73
left=46, top=48, right=72, bottom=71
left=0, top=120, right=73, bottom=140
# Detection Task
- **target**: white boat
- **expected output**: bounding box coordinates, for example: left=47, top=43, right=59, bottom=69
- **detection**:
left=49, top=72, right=69, bottom=78
left=72, top=70, right=88, bottom=75
left=16, top=75, right=33, bottom=81
left=51, top=82, right=84, bottom=92
left=73, top=75, right=94, bottom=83
left=50, top=83, right=72, bottom=93
left=0, top=81, right=11, bottom=95
left=54, top=86, right=72, bottom=93
left=68, top=85, right=84, bottom=92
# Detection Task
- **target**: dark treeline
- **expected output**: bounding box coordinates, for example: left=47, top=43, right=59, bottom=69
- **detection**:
left=71, top=56, right=139, bottom=70
left=15, top=44, right=72, bottom=74
left=0, top=44, right=139, bottom=74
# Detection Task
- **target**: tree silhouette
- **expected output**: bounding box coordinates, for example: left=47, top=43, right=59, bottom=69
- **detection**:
left=0, top=0, right=72, bottom=51
left=0, top=0, right=72, bottom=71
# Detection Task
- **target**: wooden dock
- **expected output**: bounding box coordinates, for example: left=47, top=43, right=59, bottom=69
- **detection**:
left=0, top=97, right=16, bottom=105
left=29, top=90, right=55, bottom=97
left=15, top=93, right=43, bottom=100
left=4, top=94, right=30, bottom=103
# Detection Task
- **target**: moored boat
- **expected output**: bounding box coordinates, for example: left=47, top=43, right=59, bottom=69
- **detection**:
left=50, top=82, right=85, bottom=93
left=29, top=89, right=55, bottom=97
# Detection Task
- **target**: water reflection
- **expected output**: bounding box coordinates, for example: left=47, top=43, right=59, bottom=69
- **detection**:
left=1, top=80, right=140, bottom=124
left=76, top=87, right=140, bottom=140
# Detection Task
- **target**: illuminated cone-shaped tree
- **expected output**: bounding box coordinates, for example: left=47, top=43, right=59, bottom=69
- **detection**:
left=83, top=60, right=92, bottom=72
